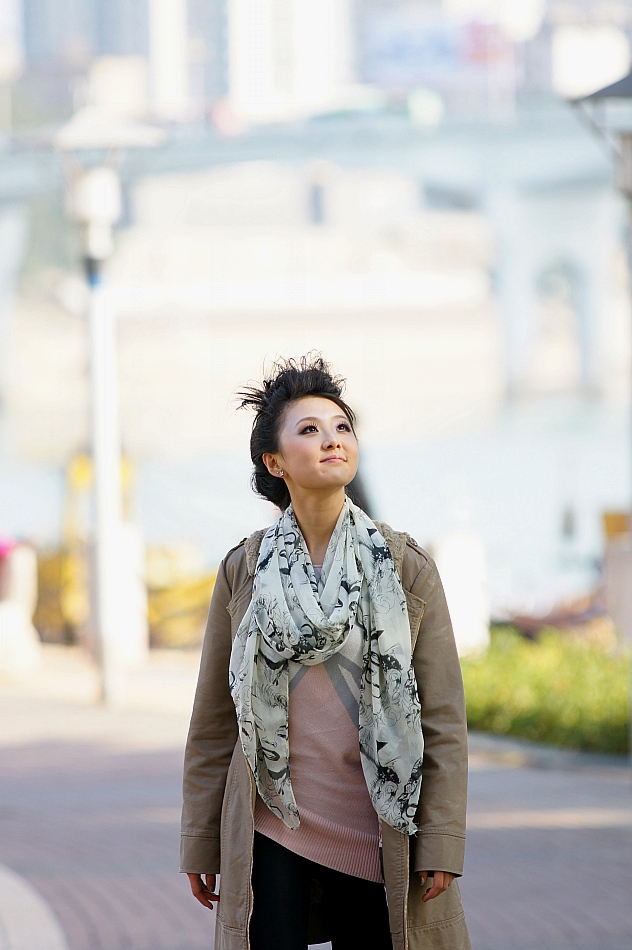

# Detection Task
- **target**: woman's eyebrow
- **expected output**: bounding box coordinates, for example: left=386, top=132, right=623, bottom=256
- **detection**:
left=294, top=414, right=348, bottom=426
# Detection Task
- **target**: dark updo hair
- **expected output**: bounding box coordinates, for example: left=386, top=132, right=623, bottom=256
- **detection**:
left=239, top=354, right=356, bottom=510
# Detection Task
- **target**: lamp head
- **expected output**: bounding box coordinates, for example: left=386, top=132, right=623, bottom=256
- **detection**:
left=53, top=107, right=166, bottom=265
left=572, top=71, right=632, bottom=197
left=576, top=72, right=632, bottom=104
left=572, top=70, right=632, bottom=137
left=54, top=106, right=166, bottom=152
left=68, top=166, right=123, bottom=262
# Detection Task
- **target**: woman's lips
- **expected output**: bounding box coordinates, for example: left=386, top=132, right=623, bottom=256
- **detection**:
left=322, top=456, right=346, bottom=463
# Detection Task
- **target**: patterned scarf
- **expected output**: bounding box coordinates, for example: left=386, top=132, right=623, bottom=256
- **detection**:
left=228, top=498, right=424, bottom=835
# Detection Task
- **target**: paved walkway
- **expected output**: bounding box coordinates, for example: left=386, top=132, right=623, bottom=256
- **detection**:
left=461, top=760, right=632, bottom=950
left=0, top=646, right=630, bottom=950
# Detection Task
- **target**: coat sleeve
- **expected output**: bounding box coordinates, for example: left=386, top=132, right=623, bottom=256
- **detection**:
left=410, top=552, right=468, bottom=877
left=180, top=554, right=239, bottom=874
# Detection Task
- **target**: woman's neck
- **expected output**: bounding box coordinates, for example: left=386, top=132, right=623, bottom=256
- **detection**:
left=290, top=489, right=346, bottom=565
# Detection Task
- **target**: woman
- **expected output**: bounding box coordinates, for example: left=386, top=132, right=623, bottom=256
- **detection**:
left=181, top=356, right=471, bottom=950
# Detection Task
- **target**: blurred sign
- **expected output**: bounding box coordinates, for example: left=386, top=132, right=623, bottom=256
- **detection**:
left=603, top=510, right=630, bottom=541
left=444, top=0, right=545, bottom=43
left=362, top=10, right=511, bottom=88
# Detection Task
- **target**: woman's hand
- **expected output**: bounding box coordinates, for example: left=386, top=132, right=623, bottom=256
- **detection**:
left=187, top=873, right=220, bottom=910
left=419, top=870, right=455, bottom=902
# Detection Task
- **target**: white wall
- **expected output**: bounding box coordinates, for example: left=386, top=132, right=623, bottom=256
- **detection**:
left=488, top=183, right=631, bottom=401
left=149, top=0, right=191, bottom=120
left=228, top=0, right=354, bottom=122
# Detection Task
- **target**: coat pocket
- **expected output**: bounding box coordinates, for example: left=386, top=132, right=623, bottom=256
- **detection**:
left=407, top=878, right=472, bottom=950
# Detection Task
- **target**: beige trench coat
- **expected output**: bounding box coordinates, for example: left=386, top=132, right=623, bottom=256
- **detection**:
left=181, top=522, right=472, bottom=950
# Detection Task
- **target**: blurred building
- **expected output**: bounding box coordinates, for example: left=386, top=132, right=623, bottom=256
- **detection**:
left=16, top=0, right=356, bottom=125
left=359, top=0, right=521, bottom=117
left=11, top=0, right=632, bottom=126
left=2, top=0, right=632, bottom=618
left=18, top=0, right=222, bottom=121
left=226, top=0, right=356, bottom=123
left=0, top=0, right=23, bottom=80
left=188, top=0, right=228, bottom=105
left=488, top=182, right=629, bottom=400
left=357, top=0, right=632, bottom=117
left=15, top=0, right=359, bottom=125
left=5, top=161, right=501, bottom=464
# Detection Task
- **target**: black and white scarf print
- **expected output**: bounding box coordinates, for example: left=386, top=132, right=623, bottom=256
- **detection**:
left=228, top=498, right=424, bottom=835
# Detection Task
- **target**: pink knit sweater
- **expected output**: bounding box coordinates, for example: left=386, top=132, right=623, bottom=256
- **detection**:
left=254, top=617, right=382, bottom=882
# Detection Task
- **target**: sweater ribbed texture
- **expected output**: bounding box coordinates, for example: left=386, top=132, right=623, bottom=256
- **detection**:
left=253, top=622, right=382, bottom=883
left=254, top=798, right=382, bottom=880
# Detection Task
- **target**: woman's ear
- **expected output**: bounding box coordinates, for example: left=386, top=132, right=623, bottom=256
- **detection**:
left=262, top=453, right=284, bottom=477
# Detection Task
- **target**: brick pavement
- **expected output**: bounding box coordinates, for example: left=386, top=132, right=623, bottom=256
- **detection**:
left=460, top=765, right=632, bottom=950
left=0, top=736, right=214, bottom=950
left=0, top=653, right=631, bottom=950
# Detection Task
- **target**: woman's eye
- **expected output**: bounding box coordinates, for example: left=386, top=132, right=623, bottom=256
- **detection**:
left=300, top=425, right=317, bottom=434
left=337, top=423, right=351, bottom=431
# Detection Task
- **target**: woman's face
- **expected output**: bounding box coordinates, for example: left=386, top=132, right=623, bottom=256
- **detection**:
left=263, top=396, right=359, bottom=497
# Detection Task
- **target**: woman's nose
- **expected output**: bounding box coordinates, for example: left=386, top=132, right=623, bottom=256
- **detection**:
left=323, top=431, right=341, bottom=448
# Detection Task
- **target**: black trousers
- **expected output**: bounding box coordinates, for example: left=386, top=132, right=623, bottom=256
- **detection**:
left=250, top=831, right=393, bottom=950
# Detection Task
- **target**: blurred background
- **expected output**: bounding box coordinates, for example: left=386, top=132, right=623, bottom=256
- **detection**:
left=0, top=2, right=631, bottom=950
left=2, top=0, right=632, bottom=648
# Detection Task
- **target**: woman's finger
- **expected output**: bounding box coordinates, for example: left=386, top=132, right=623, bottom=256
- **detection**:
left=204, top=874, right=220, bottom=902
left=187, top=873, right=219, bottom=909
left=422, top=878, right=442, bottom=902
left=193, top=886, right=218, bottom=909
left=421, top=871, right=455, bottom=901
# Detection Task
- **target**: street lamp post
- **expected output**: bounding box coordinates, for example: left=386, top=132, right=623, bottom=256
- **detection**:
left=72, top=167, right=124, bottom=702
left=573, top=73, right=632, bottom=767
left=54, top=108, right=165, bottom=702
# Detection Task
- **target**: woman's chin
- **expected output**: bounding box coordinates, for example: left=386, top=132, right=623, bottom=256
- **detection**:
left=295, top=477, right=349, bottom=494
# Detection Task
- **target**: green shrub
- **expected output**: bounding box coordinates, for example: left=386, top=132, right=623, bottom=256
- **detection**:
left=461, top=627, right=630, bottom=754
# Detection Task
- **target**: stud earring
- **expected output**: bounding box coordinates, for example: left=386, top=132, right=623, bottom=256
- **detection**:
left=278, top=471, right=285, bottom=477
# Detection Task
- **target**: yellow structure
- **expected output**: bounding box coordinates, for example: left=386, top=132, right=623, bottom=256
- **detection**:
left=34, top=454, right=216, bottom=648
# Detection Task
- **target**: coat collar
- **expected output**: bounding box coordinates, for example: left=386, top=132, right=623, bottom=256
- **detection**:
left=244, top=528, right=268, bottom=576
left=244, top=518, right=409, bottom=579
